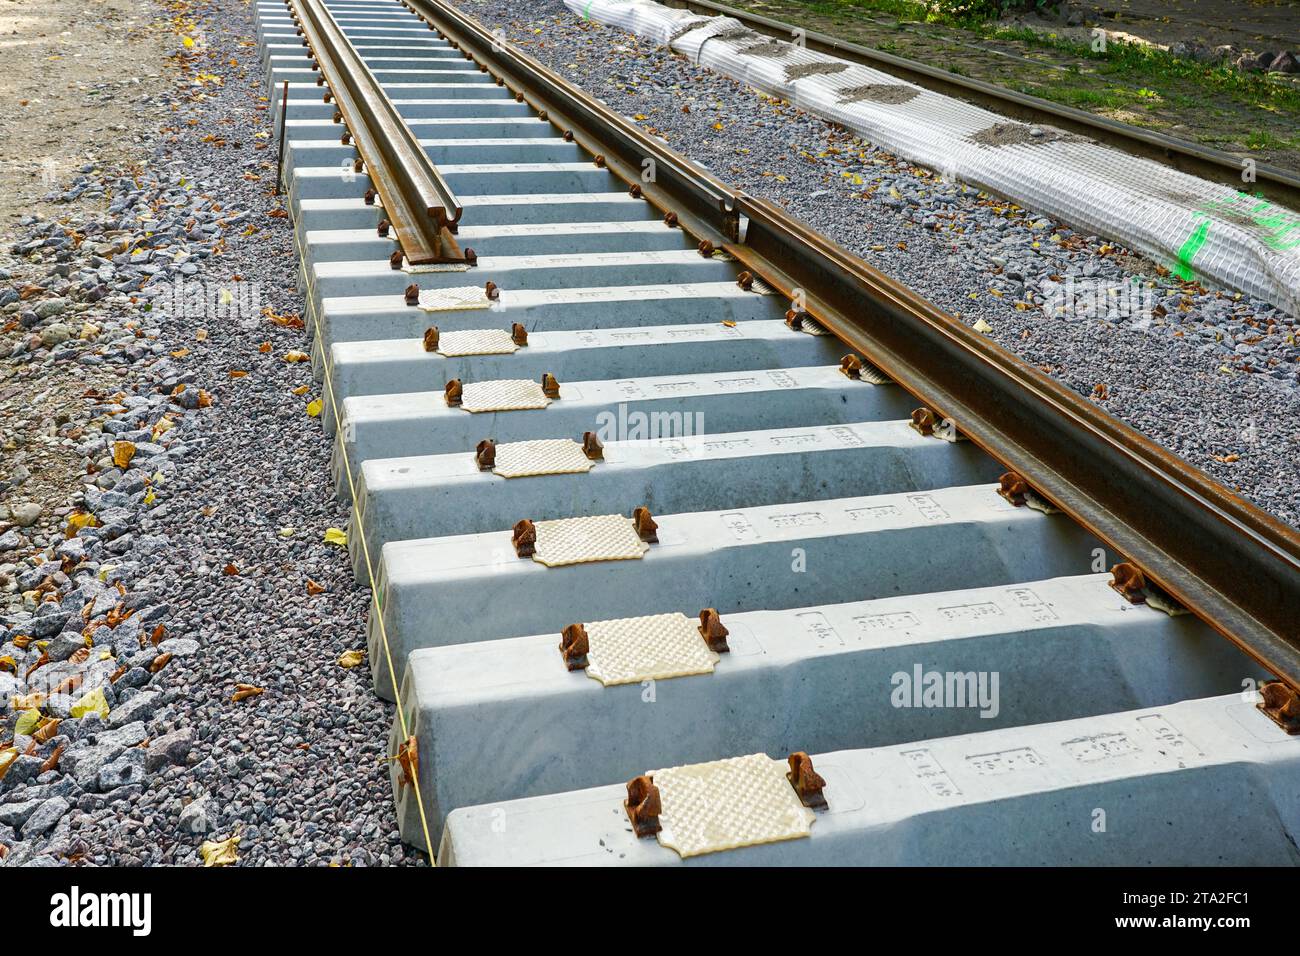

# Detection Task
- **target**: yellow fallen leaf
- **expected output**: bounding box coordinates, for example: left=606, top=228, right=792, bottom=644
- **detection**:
left=324, top=528, right=348, bottom=547
left=152, top=417, right=175, bottom=440
left=112, top=440, right=137, bottom=469
left=200, top=833, right=240, bottom=867
left=278, top=526, right=295, bottom=537
left=195, top=328, right=209, bottom=341
left=14, top=709, right=42, bottom=736
left=972, top=318, right=994, bottom=333
left=143, top=489, right=156, bottom=506
left=0, top=655, right=14, bottom=674
left=306, top=579, right=326, bottom=595
left=306, top=399, right=323, bottom=418
left=291, top=385, right=310, bottom=396
left=65, top=512, right=99, bottom=538
left=338, top=649, right=365, bottom=668
left=182, top=36, right=195, bottom=49
left=231, top=684, right=264, bottom=702
left=70, top=687, right=110, bottom=720
left=284, top=350, right=310, bottom=363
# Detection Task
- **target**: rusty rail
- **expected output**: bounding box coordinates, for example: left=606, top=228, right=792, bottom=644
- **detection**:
left=291, top=0, right=466, bottom=263
left=408, top=0, right=1300, bottom=687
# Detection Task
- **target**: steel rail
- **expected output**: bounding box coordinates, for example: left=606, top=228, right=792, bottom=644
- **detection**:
left=291, top=0, right=467, bottom=263
left=658, top=0, right=1300, bottom=211
left=407, top=0, right=1300, bottom=688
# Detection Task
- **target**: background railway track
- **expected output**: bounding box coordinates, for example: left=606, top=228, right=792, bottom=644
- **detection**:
left=257, top=0, right=1300, bottom=865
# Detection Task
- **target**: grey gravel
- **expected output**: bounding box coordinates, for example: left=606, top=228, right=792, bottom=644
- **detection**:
left=0, top=0, right=416, bottom=867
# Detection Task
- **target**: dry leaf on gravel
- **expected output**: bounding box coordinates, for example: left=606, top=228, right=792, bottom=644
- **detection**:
left=323, top=528, right=348, bottom=547
left=338, top=649, right=365, bottom=668
left=200, top=832, right=240, bottom=867
left=230, top=684, right=264, bottom=702
left=112, top=441, right=137, bottom=469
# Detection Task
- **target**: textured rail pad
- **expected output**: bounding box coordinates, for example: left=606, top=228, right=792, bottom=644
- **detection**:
left=436, top=693, right=1300, bottom=865
left=570, top=0, right=1300, bottom=315
left=333, top=365, right=911, bottom=497
left=458, top=379, right=552, bottom=413
left=585, top=611, right=720, bottom=686
left=415, top=287, right=494, bottom=313
left=367, top=483, right=1100, bottom=700
left=652, top=754, right=815, bottom=858
left=493, top=438, right=594, bottom=479
left=429, top=328, right=518, bottom=356
left=390, top=573, right=1254, bottom=842
left=323, top=320, right=842, bottom=418
left=531, top=514, right=649, bottom=567
left=312, top=281, right=788, bottom=353
left=347, top=420, right=1001, bottom=581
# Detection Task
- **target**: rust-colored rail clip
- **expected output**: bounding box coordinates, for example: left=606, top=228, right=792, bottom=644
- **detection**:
left=363, top=188, right=376, bottom=206
left=541, top=373, right=561, bottom=399
left=444, top=379, right=463, bottom=407
left=464, top=248, right=478, bottom=267
left=787, top=751, right=827, bottom=810
left=633, top=506, right=658, bottom=543
left=785, top=309, right=810, bottom=331
left=593, top=154, right=607, bottom=168
left=910, top=407, right=938, bottom=436
left=582, top=431, right=604, bottom=461
left=1257, top=680, right=1300, bottom=735
left=377, top=218, right=391, bottom=237
left=736, top=270, right=754, bottom=291
left=512, top=519, right=537, bottom=558
left=404, top=283, right=420, bottom=307
left=997, top=471, right=1029, bottom=507
left=698, top=239, right=715, bottom=258
left=511, top=323, right=528, bottom=347
left=485, top=280, right=500, bottom=301
left=663, top=210, right=679, bottom=228
left=698, top=608, right=730, bottom=653
left=559, top=622, right=589, bottom=671
left=839, top=353, right=863, bottom=379
left=475, top=439, right=496, bottom=471
left=629, top=183, right=643, bottom=199
left=422, top=327, right=439, bottom=353
left=389, top=250, right=404, bottom=271
left=1109, top=562, right=1147, bottom=604
left=625, top=774, right=662, bottom=837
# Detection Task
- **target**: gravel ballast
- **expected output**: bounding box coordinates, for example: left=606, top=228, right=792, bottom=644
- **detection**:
left=0, top=0, right=417, bottom=866
left=460, top=0, right=1300, bottom=529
